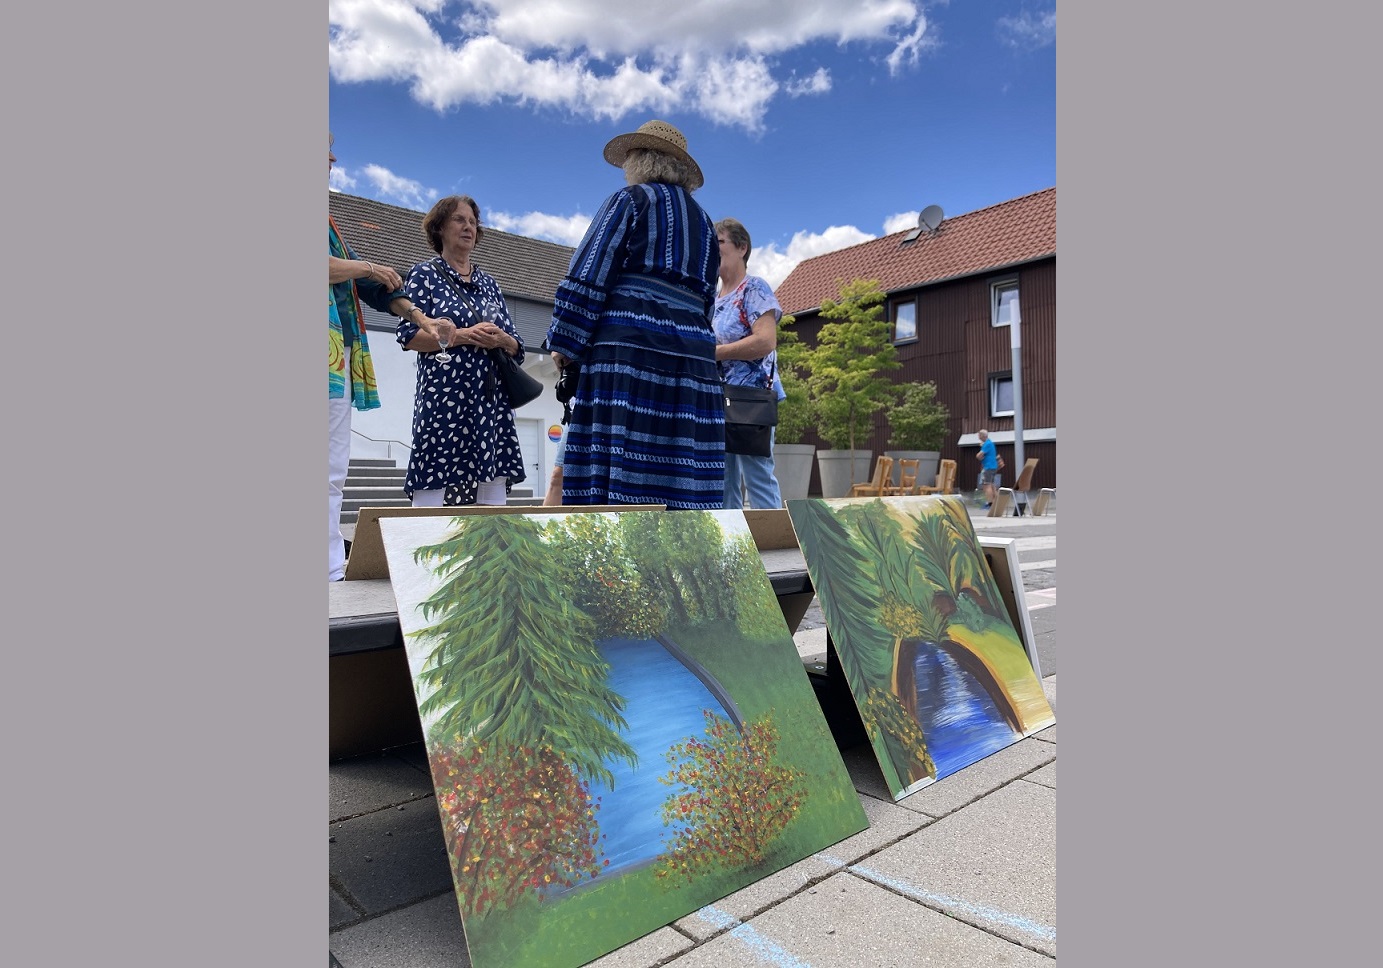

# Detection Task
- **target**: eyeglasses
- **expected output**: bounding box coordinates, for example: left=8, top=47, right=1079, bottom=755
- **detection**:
left=449, top=215, right=478, bottom=226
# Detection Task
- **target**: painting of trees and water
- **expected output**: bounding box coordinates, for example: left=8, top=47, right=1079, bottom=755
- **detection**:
left=379, top=510, right=868, bottom=968
left=786, top=495, right=1055, bottom=801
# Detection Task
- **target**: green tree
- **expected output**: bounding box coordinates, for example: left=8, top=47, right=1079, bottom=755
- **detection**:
left=795, top=279, right=901, bottom=451
left=617, top=511, right=734, bottom=627
left=545, top=514, right=668, bottom=637
left=887, top=381, right=950, bottom=451
left=410, top=515, right=637, bottom=787
left=772, top=312, right=815, bottom=445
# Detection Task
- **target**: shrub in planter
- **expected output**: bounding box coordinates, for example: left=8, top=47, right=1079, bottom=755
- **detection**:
left=797, top=279, right=900, bottom=453
left=772, top=312, right=814, bottom=446
left=887, top=381, right=949, bottom=452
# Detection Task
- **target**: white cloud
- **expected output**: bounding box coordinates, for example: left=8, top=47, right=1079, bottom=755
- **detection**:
left=883, top=210, right=919, bottom=234
left=360, top=164, right=437, bottom=211
left=488, top=210, right=594, bottom=248
left=329, top=166, right=359, bottom=193
left=996, top=9, right=1056, bottom=50
left=329, top=0, right=932, bottom=130
left=751, top=224, right=878, bottom=291
left=784, top=68, right=831, bottom=97
left=885, top=15, right=939, bottom=74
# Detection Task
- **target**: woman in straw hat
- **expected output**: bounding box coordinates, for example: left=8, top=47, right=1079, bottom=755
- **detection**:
left=545, top=119, right=724, bottom=507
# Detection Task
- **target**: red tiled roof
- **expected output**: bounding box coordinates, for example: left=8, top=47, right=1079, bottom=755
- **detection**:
left=775, top=187, right=1055, bottom=314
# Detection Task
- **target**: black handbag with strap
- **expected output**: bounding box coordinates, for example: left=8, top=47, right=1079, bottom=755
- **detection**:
left=433, top=262, right=543, bottom=409
left=721, top=285, right=778, bottom=457
left=724, top=361, right=778, bottom=457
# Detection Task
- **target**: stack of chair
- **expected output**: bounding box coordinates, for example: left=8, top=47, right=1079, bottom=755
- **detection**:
left=848, top=456, right=894, bottom=497
left=884, top=458, right=921, bottom=496
left=915, top=458, right=957, bottom=496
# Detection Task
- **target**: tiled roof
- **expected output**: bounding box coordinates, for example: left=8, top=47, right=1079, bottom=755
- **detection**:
left=775, top=187, right=1055, bottom=315
left=328, top=191, right=575, bottom=302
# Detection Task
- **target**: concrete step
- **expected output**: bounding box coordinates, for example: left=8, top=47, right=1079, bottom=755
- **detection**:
left=342, top=491, right=409, bottom=507
left=347, top=457, right=399, bottom=468
left=344, top=473, right=407, bottom=487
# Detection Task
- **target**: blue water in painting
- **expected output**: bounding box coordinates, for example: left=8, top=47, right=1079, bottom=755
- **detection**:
left=586, top=636, right=727, bottom=875
left=913, top=645, right=1020, bottom=778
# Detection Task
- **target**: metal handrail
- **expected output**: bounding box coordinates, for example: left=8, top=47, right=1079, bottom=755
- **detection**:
left=350, top=430, right=412, bottom=464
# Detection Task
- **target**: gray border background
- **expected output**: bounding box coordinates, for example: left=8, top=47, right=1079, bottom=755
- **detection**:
left=9, top=2, right=320, bottom=964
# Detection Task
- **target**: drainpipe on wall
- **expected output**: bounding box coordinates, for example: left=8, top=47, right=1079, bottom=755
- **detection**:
left=1011, top=299, right=1025, bottom=474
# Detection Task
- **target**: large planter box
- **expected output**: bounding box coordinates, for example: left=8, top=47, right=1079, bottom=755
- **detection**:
left=816, top=450, right=873, bottom=498
left=885, top=450, right=941, bottom=489
left=772, top=443, right=817, bottom=504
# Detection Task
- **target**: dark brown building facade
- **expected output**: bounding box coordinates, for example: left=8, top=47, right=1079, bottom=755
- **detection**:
left=775, top=188, right=1056, bottom=494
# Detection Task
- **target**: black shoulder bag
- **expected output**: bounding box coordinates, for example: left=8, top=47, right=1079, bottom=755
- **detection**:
left=722, top=288, right=778, bottom=457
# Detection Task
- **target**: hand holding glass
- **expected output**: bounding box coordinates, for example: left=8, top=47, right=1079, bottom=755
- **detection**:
left=432, top=317, right=456, bottom=363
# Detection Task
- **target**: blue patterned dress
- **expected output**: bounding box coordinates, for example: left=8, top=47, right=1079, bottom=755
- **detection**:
left=397, top=258, right=527, bottom=505
left=546, top=183, right=724, bottom=508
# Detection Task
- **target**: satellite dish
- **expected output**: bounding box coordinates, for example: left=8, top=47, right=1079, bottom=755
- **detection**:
left=918, top=205, right=945, bottom=232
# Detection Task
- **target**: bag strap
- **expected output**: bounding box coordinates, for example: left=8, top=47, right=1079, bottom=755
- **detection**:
left=433, top=258, right=483, bottom=325
left=733, top=281, right=775, bottom=389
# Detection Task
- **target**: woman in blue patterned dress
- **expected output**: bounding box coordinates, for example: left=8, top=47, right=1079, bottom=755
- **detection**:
left=545, top=119, right=724, bottom=508
left=397, top=195, right=527, bottom=507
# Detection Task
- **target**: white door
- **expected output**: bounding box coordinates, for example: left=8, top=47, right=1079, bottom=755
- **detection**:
left=514, top=418, right=543, bottom=496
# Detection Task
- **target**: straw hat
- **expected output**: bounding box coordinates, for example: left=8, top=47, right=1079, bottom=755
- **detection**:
left=602, top=119, right=704, bottom=190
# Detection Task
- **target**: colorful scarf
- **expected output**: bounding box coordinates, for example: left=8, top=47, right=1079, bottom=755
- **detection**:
left=328, top=217, right=381, bottom=410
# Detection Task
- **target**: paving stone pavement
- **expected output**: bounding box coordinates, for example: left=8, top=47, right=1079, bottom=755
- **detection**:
left=330, top=507, right=1057, bottom=966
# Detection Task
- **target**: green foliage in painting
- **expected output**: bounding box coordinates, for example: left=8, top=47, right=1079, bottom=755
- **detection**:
left=791, top=499, right=894, bottom=688
left=618, top=511, right=737, bottom=627
left=722, top=531, right=786, bottom=640
left=429, top=740, right=608, bottom=917
left=411, top=515, right=637, bottom=788
left=908, top=498, right=1007, bottom=623
left=655, top=711, right=807, bottom=884
left=546, top=514, right=669, bottom=637
left=862, top=687, right=934, bottom=781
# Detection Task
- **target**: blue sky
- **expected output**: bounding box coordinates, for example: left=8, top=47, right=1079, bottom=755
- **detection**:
left=328, top=1, right=1055, bottom=289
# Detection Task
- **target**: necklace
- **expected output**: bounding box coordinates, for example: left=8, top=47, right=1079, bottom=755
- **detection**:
left=439, top=257, right=474, bottom=283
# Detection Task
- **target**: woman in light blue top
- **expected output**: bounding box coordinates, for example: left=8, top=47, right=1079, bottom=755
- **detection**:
left=712, top=218, right=785, bottom=509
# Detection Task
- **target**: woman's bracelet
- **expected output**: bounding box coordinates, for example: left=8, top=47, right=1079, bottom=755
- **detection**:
left=362, top=261, right=375, bottom=279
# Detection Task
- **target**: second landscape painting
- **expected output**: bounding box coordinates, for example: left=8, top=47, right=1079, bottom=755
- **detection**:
left=379, top=509, right=868, bottom=968
left=787, top=495, right=1055, bottom=800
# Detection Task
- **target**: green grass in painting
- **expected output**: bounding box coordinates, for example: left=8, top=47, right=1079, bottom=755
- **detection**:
left=467, top=835, right=808, bottom=967
left=461, top=615, right=866, bottom=968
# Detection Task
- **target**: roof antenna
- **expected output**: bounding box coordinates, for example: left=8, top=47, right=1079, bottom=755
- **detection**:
left=901, top=204, right=944, bottom=245
left=918, top=204, right=944, bottom=234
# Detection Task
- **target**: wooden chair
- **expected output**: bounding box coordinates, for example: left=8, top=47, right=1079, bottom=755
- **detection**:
left=915, top=458, right=957, bottom=496
left=1033, top=487, right=1056, bottom=516
left=884, top=458, right=921, bottom=496
left=1011, top=458, right=1040, bottom=514
left=848, top=456, right=894, bottom=497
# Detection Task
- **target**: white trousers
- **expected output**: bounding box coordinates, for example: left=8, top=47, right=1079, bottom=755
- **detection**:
left=411, top=478, right=508, bottom=507
left=328, top=381, right=352, bottom=581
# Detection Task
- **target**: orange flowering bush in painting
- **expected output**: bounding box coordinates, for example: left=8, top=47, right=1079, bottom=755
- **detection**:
left=429, top=741, right=608, bottom=916
left=655, top=711, right=806, bottom=884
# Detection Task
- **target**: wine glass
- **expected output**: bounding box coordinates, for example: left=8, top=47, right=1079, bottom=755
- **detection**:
left=480, top=297, right=505, bottom=331
left=433, top=317, right=456, bottom=364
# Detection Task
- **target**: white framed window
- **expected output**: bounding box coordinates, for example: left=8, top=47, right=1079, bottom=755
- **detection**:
left=991, top=278, right=1019, bottom=328
left=989, top=371, right=1014, bottom=417
left=893, top=301, right=917, bottom=343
